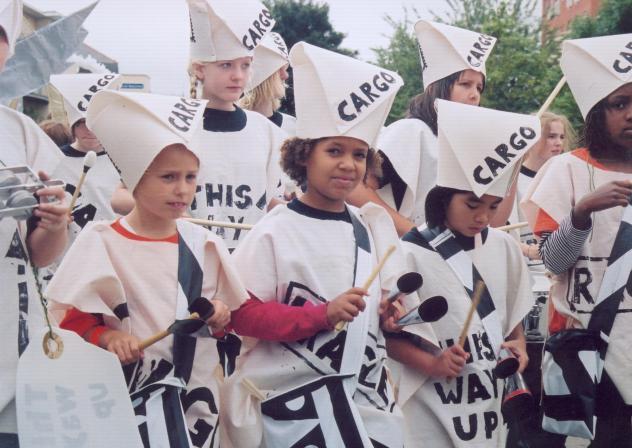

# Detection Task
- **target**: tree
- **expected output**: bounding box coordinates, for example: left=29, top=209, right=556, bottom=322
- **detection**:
left=264, top=0, right=357, bottom=114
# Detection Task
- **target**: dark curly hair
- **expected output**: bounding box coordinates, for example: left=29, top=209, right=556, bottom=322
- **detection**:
left=280, top=137, right=381, bottom=187
left=407, top=70, right=486, bottom=136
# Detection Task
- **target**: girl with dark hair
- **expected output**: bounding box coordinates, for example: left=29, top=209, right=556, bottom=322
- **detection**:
left=388, top=100, right=535, bottom=447
left=522, top=35, right=632, bottom=446
left=348, top=21, right=495, bottom=236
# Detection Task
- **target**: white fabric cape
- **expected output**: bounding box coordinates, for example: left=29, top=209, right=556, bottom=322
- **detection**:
left=45, top=219, right=248, bottom=447
left=0, top=105, right=62, bottom=434
left=397, top=227, right=532, bottom=447
left=521, top=149, right=632, bottom=403
left=220, top=202, right=406, bottom=448
left=190, top=109, right=286, bottom=252
left=376, top=118, right=437, bottom=225
left=279, top=112, right=296, bottom=136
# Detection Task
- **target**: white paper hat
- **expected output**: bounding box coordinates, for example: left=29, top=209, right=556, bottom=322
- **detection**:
left=246, top=32, right=289, bottom=91
left=49, top=73, right=121, bottom=128
left=86, top=91, right=208, bottom=192
left=289, top=42, right=403, bottom=147
left=188, top=0, right=275, bottom=62
left=0, top=0, right=22, bottom=58
left=436, top=99, right=541, bottom=198
left=561, top=34, right=632, bottom=119
left=414, top=20, right=496, bottom=88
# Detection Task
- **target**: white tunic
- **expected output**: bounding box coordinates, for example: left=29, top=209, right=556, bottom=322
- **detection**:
left=279, top=112, right=296, bottom=135
left=220, top=201, right=406, bottom=448
left=521, top=148, right=632, bottom=403
left=0, top=106, right=62, bottom=433
left=377, top=118, right=438, bottom=225
left=191, top=108, right=286, bottom=252
left=398, top=228, right=532, bottom=447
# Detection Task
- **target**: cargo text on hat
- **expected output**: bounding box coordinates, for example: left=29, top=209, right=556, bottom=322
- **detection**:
left=169, top=98, right=205, bottom=132
left=77, top=74, right=118, bottom=112
left=613, top=41, right=632, bottom=74
left=473, top=126, right=537, bottom=185
left=338, top=72, right=398, bottom=122
left=242, top=8, right=274, bottom=50
left=467, top=34, right=495, bottom=68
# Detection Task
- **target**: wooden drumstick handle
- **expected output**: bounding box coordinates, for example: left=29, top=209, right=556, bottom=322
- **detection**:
left=457, top=281, right=485, bottom=348
left=335, top=245, right=397, bottom=331
left=139, top=312, right=200, bottom=350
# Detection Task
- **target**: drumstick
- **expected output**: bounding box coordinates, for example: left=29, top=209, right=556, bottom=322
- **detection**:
left=335, top=245, right=397, bottom=331
left=242, top=377, right=266, bottom=401
left=536, top=76, right=566, bottom=119
left=138, top=312, right=200, bottom=350
left=497, top=221, right=529, bottom=232
left=68, top=151, right=97, bottom=212
left=457, top=281, right=485, bottom=347
left=184, top=217, right=253, bottom=230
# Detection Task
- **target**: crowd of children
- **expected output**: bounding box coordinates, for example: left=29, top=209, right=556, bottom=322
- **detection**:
left=1, top=0, right=631, bottom=447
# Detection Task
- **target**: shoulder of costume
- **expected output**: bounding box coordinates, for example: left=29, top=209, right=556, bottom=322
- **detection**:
left=381, top=117, right=433, bottom=139
left=401, top=226, right=433, bottom=251
left=243, top=108, right=288, bottom=138
left=0, top=105, right=40, bottom=130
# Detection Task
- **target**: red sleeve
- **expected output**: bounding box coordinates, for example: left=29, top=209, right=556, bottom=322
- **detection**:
left=60, top=307, right=108, bottom=346
left=230, top=294, right=332, bottom=342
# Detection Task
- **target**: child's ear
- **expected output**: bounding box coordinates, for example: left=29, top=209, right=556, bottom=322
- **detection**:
left=191, top=62, right=206, bottom=82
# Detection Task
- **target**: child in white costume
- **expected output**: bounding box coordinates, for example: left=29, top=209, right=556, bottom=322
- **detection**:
left=187, top=0, right=287, bottom=252
left=389, top=100, right=534, bottom=447
left=0, top=1, right=69, bottom=444
left=349, top=21, right=496, bottom=236
left=522, top=34, right=632, bottom=446
left=220, top=42, right=407, bottom=447
left=46, top=91, right=249, bottom=448
left=48, top=74, right=121, bottom=243
left=240, top=31, right=296, bottom=135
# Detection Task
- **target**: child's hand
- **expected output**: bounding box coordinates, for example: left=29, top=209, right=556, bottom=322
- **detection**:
left=100, top=330, right=143, bottom=365
left=430, top=345, right=469, bottom=378
left=501, top=340, right=529, bottom=373
left=327, top=287, right=367, bottom=327
left=34, top=172, right=70, bottom=232
left=573, top=180, right=632, bottom=228
left=207, top=300, right=230, bottom=332
left=379, top=297, right=404, bottom=333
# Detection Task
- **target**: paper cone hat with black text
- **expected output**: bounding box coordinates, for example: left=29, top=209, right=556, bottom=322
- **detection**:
left=290, top=42, right=403, bottom=147
left=0, top=0, right=22, bottom=59
left=561, top=33, right=632, bottom=119
left=86, top=91, right=208, bottom=192
left=247, top=31, right=289, bottom=92
left=188, top=0, right=275, bottom=62
left=436, top=99, right=541, bottom=198
left=49, top=73, right=121, bottom=128
left=414, top=20, right=496, bottom=89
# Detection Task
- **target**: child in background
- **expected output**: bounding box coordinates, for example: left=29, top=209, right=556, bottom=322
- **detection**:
left=221, top=42, right=407, bottom=448
left=46, top=91, right=249, bottom=448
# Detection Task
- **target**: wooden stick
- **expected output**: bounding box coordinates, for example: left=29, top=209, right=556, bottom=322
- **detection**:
left=138, top=312, right=199, bottom=350
left=68, top=152, right=97, bottom=213
left=335, top=245, right=397, bottom=331
left=184, top=217, right=253, bottom=231
left=457, top=281, right=485, bottom=347
left=536, top=76, right=566, bottom=119
left=68, top=171, right=88, bottom=212
left=496, top=221, right=529, bottom=232
left=242, top=377, right=266, bottom=401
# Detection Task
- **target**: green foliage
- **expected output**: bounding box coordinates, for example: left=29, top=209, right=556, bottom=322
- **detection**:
left=264, top=0, right=357, bottom=114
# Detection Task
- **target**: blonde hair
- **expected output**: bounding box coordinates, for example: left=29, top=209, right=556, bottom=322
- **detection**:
left=188, top=60, right=207, bottom=99
left=540, top=111, right=576, bottom=153
left=239, top=70, right=285, bottom=113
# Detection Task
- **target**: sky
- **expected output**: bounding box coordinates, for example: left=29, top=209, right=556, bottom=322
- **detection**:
left=27, top=0, right=451, bottom=95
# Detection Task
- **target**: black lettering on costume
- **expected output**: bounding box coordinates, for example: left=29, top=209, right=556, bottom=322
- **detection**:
left=573, top=267, right=594, bottom=304
left=485, top=156, right=506, bottom=177
left=453, top=413, right=477, bottom=441
left=359, top=83, right=379, bottom=102
left=77, top=75, right=116, bottom=111
left=351, top=93, right=370, bottom=113
left=255, top=192, right=267, bottom=210
left=235, top=185, right=252, bottom=209
left=315, top=330, right=346, bottom=372
left=376, top=366, right=390, bottom=405
left=169, top=111, right=194, bottom=132
left=359, top=346, right=377, bottom=389
left=484, top=411, right=499, bottom=439
left=467, top=373, right=491, bottom=404
left=483, top=369, right=499, bottom=398
left=471, top=333, right=485, bottom=361
left=473, top=165, right=493, bottom=185
left=249, top=28, right=262, bottom=48
left=494, top=143, right=515, bottom=164
left=206, top=184, right=223, bottom=207
left=243, top=36, right=255, bottom=51
left=253, top=20, right=265, bottom=37
left=73, top=204, right=97, bottom=228
left=480, top=332, right=495, bottom=361
left=381, top=71, right=396, bottom=83
left=613, top=42, right=632, bottom=73
left=227, top=216, right=245, bottom=241
left=434, top=377, right=463, bottom=404
left=373, top=74, right=389, bottom=92
left=181, top=386, right=217, bottom=447
left=338, top=100, right=356, bottom=121
left=225, top=185, right=233, bottom=208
